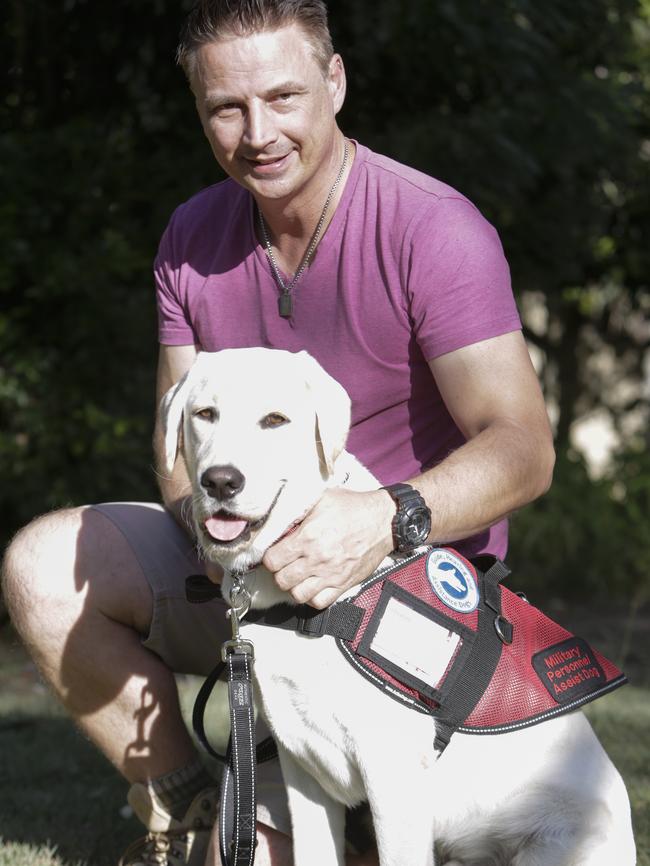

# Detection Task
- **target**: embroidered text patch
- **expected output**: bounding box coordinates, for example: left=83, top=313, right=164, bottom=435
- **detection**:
left=532, top=637, right=606, bottom=704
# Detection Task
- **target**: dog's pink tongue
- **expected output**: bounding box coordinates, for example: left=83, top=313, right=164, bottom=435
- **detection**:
left=204, top=515, right=248, bottom=542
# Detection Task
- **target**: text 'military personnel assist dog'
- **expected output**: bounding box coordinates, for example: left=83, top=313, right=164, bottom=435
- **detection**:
left=161, top=348, right=635, bottom=866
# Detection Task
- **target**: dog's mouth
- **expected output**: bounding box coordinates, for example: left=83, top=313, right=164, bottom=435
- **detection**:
left=200, top=484, right=287, bottom=548
left=202, top=510, right=260, bottom=546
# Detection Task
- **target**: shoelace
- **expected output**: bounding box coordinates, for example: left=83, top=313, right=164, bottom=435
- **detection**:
left=142, top=831, right=189, bottom=866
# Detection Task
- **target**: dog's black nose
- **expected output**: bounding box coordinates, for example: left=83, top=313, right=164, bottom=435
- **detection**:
left=200, top=465, right=245, bottom=500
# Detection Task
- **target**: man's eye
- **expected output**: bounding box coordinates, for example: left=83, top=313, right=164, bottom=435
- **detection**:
left=261, top=412, right=290, bottom=428
left=211, top=103, right=241, bottom=118
left=194, top=407, right=217, bottom=421
left=272, top=92, right=296, bottom=106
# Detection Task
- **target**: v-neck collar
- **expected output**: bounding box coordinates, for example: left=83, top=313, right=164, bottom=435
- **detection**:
left=247, top=140, right=364, bottom=285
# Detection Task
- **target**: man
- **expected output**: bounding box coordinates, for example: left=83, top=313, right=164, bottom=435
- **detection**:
left=2, top=1, right=555, bottom=865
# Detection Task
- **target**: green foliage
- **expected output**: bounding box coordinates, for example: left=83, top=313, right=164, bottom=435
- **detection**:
left=509, top=444, right=650, bottom=602
left=1, top=0, right=217, bottom=539
left=1, top=0, right=649, bottom=589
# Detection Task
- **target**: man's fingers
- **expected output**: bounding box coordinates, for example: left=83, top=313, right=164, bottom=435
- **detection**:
left=262, top=529, right=309, bottom=573
left=308, top=586, right=344, bottom=609
left=272, top=560, right=310, bottom=592
left=289, top=576, right=326, bottom=606
left=287, top=576, right=347, bottom=609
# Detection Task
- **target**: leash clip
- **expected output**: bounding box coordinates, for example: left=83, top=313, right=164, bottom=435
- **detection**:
left=221, top=576, right=255, bottom=661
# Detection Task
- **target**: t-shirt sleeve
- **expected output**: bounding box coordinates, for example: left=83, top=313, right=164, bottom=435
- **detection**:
left=405, top=197, right=521, bottom=360
left=154, top=211, right=199, bottom=346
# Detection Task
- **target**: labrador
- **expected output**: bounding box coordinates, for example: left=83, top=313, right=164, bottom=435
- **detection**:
left=161, top=347, right=635, bottom=866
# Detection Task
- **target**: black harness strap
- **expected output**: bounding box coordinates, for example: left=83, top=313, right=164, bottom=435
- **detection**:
left=246, top=600, right=364, bottom=640
left=186, top=575, right=364, bottom=641
left=432, top=559, right=511, bottom=752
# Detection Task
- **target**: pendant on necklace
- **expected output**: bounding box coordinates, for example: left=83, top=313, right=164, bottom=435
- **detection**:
left=278, top=292, right=293, bottom=318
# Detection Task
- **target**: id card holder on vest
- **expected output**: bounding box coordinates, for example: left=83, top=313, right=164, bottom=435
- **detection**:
left=356, top=580, right=476, bottom=702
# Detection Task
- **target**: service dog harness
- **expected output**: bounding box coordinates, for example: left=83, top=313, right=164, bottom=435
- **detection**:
left=188, top=547, right=627, bottom=865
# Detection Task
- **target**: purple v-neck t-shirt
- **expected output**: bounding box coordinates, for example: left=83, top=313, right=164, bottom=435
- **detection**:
left=155, top=142, right=521, bottom=558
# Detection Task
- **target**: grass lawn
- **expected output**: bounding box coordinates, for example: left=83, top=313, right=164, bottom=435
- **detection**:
left=0, top=611, right=648, bottom=866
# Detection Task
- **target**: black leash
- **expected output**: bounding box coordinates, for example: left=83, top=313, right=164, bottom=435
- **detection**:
left=188, top=575, right=271, bottom=866
left=186, top=575, right=365, bottom=866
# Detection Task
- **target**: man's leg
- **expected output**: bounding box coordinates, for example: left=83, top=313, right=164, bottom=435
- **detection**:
left=2, top=502, right=295, bottom=865
left=3, top=503, right=380, bottom=866
left=3, top=505, right=197, bottom=779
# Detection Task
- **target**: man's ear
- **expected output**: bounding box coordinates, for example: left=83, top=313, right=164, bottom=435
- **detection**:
left=159, top=372, right=191, bottom=474
left=328, top=53, right=347, bottom=115
left=298, top=351, right=351, bottom=477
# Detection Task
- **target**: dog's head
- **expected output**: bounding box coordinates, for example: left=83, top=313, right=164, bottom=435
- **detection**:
left=160, top=348, right=351, bottom=572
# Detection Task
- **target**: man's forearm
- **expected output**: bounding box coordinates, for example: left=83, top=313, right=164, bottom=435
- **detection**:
left=407, top=417, right=555, bottom=545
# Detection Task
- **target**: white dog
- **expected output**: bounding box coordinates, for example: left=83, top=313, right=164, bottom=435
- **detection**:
left=161, top=348, right=635, bottom=866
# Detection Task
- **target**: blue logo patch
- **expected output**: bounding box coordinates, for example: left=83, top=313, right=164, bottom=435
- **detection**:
left=426, top=549, right=479, bottom=613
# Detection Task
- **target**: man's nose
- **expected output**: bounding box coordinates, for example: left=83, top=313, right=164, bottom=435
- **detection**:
left=243, top=102, right=278, bottom=151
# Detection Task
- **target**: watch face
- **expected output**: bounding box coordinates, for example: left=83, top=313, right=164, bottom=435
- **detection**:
left=398, top=506, right=431, bottom=547
left=386, top=484, right=432, bottom=551
left=401, top=507, right=431, bottom=546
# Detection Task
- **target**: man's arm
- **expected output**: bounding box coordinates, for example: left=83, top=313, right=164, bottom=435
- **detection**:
left=414, top=329, right=555, bottom=541
left=153, top=343, right=199, bottom=530
left=263, top=330, right=555, bottom=608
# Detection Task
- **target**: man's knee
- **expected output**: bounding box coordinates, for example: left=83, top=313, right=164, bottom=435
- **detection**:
left=2, top=504, right=154, bottom=635
left=2, top=506, right=88, bottom=628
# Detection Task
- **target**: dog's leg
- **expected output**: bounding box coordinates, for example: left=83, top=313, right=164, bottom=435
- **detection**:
left=276, top=744, right=346, bottom=866
left=510, top=820, right=636, bottom=866
left=501, top=790, right=636, bottom=866
left=360, top=749, right=437, bottom=866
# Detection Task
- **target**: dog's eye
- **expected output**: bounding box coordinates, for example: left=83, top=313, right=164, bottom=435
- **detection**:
left=194, top=407, right=217, bottom=422
left=261, top=412, right=289, bottom=429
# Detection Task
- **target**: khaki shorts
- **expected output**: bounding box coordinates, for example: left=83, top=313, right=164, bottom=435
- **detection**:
left=92, top=501, right=292, bottom=835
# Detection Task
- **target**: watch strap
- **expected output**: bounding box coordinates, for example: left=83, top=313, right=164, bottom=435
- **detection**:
left=382, top=482, right=431, bottom=552
left=383, top=482, right=421, bottom=506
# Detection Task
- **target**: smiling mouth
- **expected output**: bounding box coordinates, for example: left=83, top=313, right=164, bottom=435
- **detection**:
left=201, top=484, right=286, bottom=547
left=245, top=152, right=292, bottom=172
left=202, top=510, right=262, bottom=546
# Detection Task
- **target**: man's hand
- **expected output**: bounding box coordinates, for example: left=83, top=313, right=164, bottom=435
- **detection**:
left=262, top=488, right=395, bottom=609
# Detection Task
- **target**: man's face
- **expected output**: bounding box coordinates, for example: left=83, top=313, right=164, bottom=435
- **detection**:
left=191, top=24, right=346, bottom=204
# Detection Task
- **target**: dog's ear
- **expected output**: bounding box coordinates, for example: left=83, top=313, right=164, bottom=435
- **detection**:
left=298, top=352, right=352, bottom=477
left=159, top=372, right=191, bottom=474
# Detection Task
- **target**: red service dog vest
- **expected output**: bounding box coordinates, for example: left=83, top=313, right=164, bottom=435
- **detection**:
left=333, top=547, right=626, bottom=750
left=186, top=546, right=627, bottom=754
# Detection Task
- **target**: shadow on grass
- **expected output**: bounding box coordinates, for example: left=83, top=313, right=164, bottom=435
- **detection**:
left=0, top=714, right=139, bottom=866
left=1, top=612, right=648, bottom=865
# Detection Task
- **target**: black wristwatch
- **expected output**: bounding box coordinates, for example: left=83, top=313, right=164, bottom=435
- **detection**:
left=382, top=483, right=432, bottom=553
